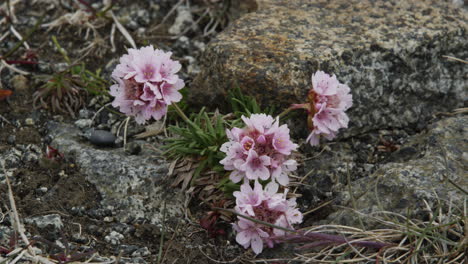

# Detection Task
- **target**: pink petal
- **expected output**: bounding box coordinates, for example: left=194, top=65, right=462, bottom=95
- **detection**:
left=236, top=231, right=251, bottom=247
left=250, top=234, right=263, bottom=254
left=229, top=171, right=244, bottom=183
left=257, top=166, right=270, bottom=181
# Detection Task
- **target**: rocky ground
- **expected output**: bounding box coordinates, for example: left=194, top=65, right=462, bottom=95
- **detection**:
left=0, top=0, right=467, bottom=264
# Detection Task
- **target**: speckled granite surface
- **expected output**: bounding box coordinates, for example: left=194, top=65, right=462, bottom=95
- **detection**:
left=325, top=115, right=467, bottom=228
left=190, top=0, right=467, bottom=135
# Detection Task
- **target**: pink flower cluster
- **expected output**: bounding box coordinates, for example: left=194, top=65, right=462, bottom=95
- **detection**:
left=306, top=71, right=353, bottom=146
left=232, top=181, right=302, bottom=254
left=110, top=46, right=184, bottom=124
left=220, top=114, right=298, bottom=186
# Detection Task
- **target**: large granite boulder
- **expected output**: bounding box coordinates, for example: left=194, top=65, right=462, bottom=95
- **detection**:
left=190, top=0, right=467, bottom=136
left=324, top=115, right=467, bottom=228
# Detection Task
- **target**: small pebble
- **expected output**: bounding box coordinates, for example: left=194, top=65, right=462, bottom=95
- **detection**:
left=25, top=118, right=34, bottom=126
left=75, top=119, right=93, bottom=129
left=10, top=75, right=29, bottom=92
left=90, top=130, right=116, bottom=147
left=7, top=135, right=15, bottom=144
left=132, top=247, right=150, bottom=257
left=125, top=142, right=142, bottom=155
left=79, top=109, right=93, bottom=119
left=36, top=187, right=48, bottom=195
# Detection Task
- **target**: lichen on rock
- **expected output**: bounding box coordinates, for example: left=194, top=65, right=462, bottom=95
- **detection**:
left=325, top=115, right=467, bottom=228
left=190, top=0, right=467, bottom=136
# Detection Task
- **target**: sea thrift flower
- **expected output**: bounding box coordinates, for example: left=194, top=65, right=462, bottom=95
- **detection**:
left=109, top=45, right=184, bottom=124
left=220, top=114, right=298, bottom=185
left=232, top=181, right=303, bottom=254
left=296, top=71, right=352, bottom=146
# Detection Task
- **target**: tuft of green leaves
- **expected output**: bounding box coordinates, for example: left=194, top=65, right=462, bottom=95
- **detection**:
left=33, top=36, right=109, bottom=116
left=163, top=108, right=227, bottom=181
left=228, top=86, right=275, bottom=119
left=164, top=87, right=273, bottom=188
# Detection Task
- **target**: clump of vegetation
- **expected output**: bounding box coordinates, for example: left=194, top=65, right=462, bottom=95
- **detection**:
left=32, top=36, right=109, bottom=117
left=163, top=87, right=273, bottom=201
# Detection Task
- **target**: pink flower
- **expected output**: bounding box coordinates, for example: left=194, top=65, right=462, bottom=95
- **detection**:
left=241, top=114, right=276, bottom=134
left=219, top=114, right=297, bottom=186
left=240, top=149, right=271, bottom=181
left=234, top=181, right=264, bottom=216
left=233, top=219, right=269, bottom=254
left=232, top=181, right=303, bottom=254
left=109, top=45, right=184, bottom=124
left=312, top=71, right=339, bottom=96
left=271, top=125, right=297, bottom=155
left=305, top=71, right=353, bottom=146
left=271, top=157, right=297, bottom=186
left=220, top=142, right=244, bottom=171
left=160, top=79, right=184, bottom=105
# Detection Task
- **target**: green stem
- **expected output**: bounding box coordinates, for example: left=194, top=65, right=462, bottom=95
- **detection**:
left=97, top=3, right=114, bottom=17
left=52, top=36, right=71, bottom=64
left=171, top=103, right=199, bottom=129
left=1, top=14, right=45, bottom=60
left=157, top=201, right=166, bottom=264
left=277, top=106, right=294, bottom=119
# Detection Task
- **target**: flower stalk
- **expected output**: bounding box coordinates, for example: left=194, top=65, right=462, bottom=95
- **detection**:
left=171, top=102, right=199, bottom=130
left=213, top=207, right=391, bottom=251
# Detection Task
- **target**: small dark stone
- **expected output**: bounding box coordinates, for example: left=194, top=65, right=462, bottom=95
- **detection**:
left=7, top=135, right=15, bottom=145
left=117, top=244, right=139, bottom=256
left=90, top=130, right=116, bottom=147
left=87, top=224, right=103, bottom=237
left=125, top=142, right=142, bottom=155
left=388, top=146, right=418, bottom=162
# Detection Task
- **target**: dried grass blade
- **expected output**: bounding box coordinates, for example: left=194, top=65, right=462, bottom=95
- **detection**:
left=110, top=11, right=136, bottom=49
left=1, top=161, right=35, bottom=257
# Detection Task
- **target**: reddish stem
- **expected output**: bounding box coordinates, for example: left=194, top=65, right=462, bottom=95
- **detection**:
left=5, top=60, right=38, bottom=65
left=76, top=0, right=97, bottom=14
left=273, top=231, right=391, bottom=250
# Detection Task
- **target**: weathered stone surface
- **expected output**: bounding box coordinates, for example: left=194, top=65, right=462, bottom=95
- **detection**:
left=48, top=122, right=184, bottom=225
left=190, top=0, right=467, bottom=136
left=324, top=115, right=467, bottom=228
left=25, top=214, right=63, bottom=240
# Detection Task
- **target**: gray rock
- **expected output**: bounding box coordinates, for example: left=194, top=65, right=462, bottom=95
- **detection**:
left=36, top=187, right=48, bottom=195
left=190, top=0, right=467, bottom=137
left=10, top=75, right=29, bottom=92
left=25, top=214, right=63, bottom=240
left=325, top=115, right=467, bottom=228
left=71, top=233, right=88, bottom=244
left=136, top=10, right=150, bottom=26
left=6, top=135, right=15, bottom=145
left=168, top=5, right=194, bottom=35
left=131, top=247, right=150, bottom=257
left=104, top=231, right=124, bottom=245
left=0, top=227, right=13, bottom=253
left=48, top=122, right=185, bottom=225
left=75, top=119, right=93, bottom=129
left=2, top=148, right=22, bottom=169
left=79, top=109, right=93, bottom=119
left=25, top=214, right=63, bottom=230
left=117, top=244, right=139, bottom=256
left=125, top=142, right=142, bottom=155
left=89, top=130, right=116, bottom=147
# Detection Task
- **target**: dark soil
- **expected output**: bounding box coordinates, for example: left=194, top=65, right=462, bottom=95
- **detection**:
left=0, top=0, right=252, bottom=262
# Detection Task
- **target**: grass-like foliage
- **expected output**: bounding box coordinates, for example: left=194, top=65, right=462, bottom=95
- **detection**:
left=228, top=86, right=275, bottom=120
left=164, top=108, right=227, bottom=179
left=164, top=87, right=272, bottom=189
left=33, top=36, right=109, bottom=117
